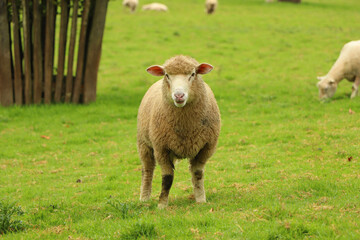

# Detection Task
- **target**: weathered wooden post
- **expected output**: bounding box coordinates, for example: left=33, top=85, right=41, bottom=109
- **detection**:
left=12, top=0, right=23, bottom=105
left=0, top=0, right=13, bottom=106
left=83, top=0, right=109, bottom=104
left=33, top=0, right=44, bottom=104
left=65, top=0, right=79, bottom=103
left=0, top=0, right=110, bottom=106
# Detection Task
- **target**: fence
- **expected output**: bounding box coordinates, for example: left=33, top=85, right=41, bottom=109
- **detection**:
left=0, top=0, right=109, bottom=106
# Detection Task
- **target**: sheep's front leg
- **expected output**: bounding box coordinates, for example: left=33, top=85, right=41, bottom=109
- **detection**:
left=139, top=143, right=155, bottom=201
left=351, top=76, right=360, bottom=99
left=190, top=144, right=215, bottom=203
left=155, top=149, right=174, bottom=209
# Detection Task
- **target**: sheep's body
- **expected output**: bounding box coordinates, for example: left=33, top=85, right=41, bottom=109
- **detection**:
left=206, top=0, right=218, bottom=14
left=317, top=40, right=360, bottom=99
left=142, top=3, right=168, bottom=11
left=122, top=0, right=138, bottom=12
left=138, top=55, right=220, bottom=208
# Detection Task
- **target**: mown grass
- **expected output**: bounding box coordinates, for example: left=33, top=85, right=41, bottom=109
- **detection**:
left=1, top=0, right=360, bottom=239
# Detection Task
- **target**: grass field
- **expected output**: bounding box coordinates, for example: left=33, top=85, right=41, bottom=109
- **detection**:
left=1, top=0, right=360, bottom=239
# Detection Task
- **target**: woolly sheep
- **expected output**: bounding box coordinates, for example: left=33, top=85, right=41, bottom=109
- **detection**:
left=206, top=0, right=218, bottom=14
left=317, top=40, right=360, bottom=99
left=142, top=3, right=168, bottom=12
left=137, top=55, right=221, bottom=209
left=122, top=0, right=138, bottom=13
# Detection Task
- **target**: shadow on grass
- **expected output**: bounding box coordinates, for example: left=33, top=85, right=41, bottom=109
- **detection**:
left=332, top=93, right=351, bottom=101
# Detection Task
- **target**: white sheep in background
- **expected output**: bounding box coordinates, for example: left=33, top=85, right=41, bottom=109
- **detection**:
left=317, top=40, right=360, bottom=99
left=142, top=3, right=168, bottom=12
left=123, top=0, right=138, bottom=13
left=137, top=55, right=221, bottom=209
left=206, top=0, right=218, bottom=14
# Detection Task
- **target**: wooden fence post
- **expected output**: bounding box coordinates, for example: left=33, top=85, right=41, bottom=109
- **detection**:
left=33, top=0, right=43, bottom=104
left=0, top=0, right=14, bottom=106
left=12, top=0, right=23, bottom=105
left=72, top=0, right=91, bottom=103
left=1, top=0, right=109, bottom=106
left=83, top=0, right=109, bottom=104
left=44, top=0, right=57, bottom=104
left=54, top=0, right=70, bottom=102
left=22, top=0, right=32, bottom=104
left=64, top=0, right=79, bottom=103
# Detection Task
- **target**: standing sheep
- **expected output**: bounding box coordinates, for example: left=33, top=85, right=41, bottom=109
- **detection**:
left=137, top=55, right=221, bottom=209
left=123, top=0, right=138, bottom=13
left=206, top=0, right=218, bottom=14
left=317, top=40, right=360, bottom=99
left=142, top=3, right=168, bottom=12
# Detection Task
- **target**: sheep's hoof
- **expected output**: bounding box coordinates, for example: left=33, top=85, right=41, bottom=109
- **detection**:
left=158, top=203, right=168, bottom=209
left=140, top=195, right=151, bottom=202
left=195, top=197, right=206, bottom=203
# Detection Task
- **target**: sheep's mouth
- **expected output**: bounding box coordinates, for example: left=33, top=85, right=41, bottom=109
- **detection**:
left=174, top=99, right=186, bottom=107
left=175, top=99, right=185, bottom=104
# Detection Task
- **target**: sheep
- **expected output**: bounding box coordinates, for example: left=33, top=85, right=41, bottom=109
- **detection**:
left=317, top=40, right=360, bottom=100
left=142, top=3, right=168, bottom=12
left=122, top=0, right=138, bottom=13
left=205, top=0, right=218, bottom=14
left=137, top=55, right=221, bottom=209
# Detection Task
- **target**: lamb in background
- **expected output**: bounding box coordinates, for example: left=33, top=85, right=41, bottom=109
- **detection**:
left=206, top=0, right=218, bottom=14
left=142, top=3, right=168, bottom=12
left=122, top=0, right=138, bottom=13
left=137, top=55, right=221, bottom=209
left=317, top=40, right=360, bottom=99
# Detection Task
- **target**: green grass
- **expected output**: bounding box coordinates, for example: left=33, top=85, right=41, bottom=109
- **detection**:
left=1, top=0, right=360, bottom=238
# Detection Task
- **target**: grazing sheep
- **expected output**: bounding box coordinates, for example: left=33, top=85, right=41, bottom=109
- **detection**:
left=206, top=0, right=217, bottom=14
left=317, top=40, right=360, bottom=99
left=138, top=55, right=221, bottom=209
left=142, top=3, right=168, bottom=12
left=123, top=0, right=138, bottom=13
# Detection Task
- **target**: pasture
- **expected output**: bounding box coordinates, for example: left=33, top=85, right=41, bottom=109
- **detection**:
left=1, top=0, right=360, bottom=238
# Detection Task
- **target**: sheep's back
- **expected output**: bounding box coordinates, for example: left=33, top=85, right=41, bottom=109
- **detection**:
left=333, top=41, right=360, bottom=77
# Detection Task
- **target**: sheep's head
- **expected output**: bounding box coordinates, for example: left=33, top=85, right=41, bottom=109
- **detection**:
left=317, top=76, right=337, bottom=99
left=147, top=55, right=213, bottom=107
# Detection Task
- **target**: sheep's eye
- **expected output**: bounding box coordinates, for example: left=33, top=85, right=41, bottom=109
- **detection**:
left=165, top=74, right=170, bottom=79
left=189, top=73, right=195, bottom=81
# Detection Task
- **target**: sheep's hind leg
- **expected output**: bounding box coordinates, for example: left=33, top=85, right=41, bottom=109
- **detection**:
left=190, top=144, right=215, bottom=203
left=156, top=150, right=174, bottom=209
left=139, top=143, right=155, bottom=202
left=351, top=76, right=360, bottom=99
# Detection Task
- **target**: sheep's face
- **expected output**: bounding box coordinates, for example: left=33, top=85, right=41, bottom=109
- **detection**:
left=317, top=76, right=337, bottom=99
left=147, top=63, right=213, bottom=108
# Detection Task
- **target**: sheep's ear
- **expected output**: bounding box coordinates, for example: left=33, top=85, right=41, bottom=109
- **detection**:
left=147, top=65, right=165, bottom=76
left=317, top=76, right=324, bottom=81
left=196, top=63, right=213, bottom=75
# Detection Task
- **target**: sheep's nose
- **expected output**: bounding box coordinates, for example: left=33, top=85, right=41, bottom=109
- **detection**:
left=174, top=92, right=185, bottom=99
